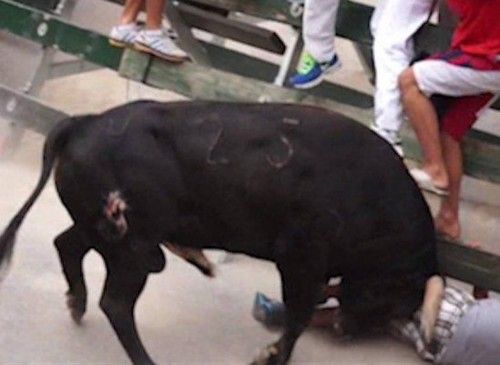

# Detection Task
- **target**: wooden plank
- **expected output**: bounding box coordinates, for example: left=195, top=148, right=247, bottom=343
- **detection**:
left=0, top=84, right=67, bottom=134
left=202, top=42, right=373, bottom=108
left=177, top=0, right=304, bottom=27
left=12, top=0, right=58, bottom=11
left=179, top=0, right=375, bottom=44
left=438, top=238, right=500, bottom=292
left=118, top=49, right=373, bottom=123
left=119, top=50, right=500, bottom=184
left=175, top=2, right=286, bottom=54
left=0, top=0, right=123, bottom=70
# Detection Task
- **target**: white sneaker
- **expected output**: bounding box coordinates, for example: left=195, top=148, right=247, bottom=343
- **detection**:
left=165, top=27, right=178, bottom=40
left=109, top=23, right=141, bottom=47
left=135, top=29, right=189, bottom=63
left=371, top=125, right=404, bottom=157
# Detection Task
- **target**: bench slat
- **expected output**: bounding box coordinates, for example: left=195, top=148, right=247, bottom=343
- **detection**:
left=0, top=0, right=123, bottom=70
left=176, top=2, right=286, bottom=54
left=438, top=238, right=500, bottom=292
left=11, top=0, right=58, bottom=12
left=178, top=0, right=375, bottom=44
left=118, top=48, right=372, bottom=120
left=119, top=49, right=500, bottom=186
left=0, top=84, right=67, bottom=134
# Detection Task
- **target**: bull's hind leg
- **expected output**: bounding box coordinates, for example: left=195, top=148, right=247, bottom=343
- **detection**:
left=252, top=235, right=327, bottom=365
left=99, top=252, right=154, bottom=365
left=54, top=225, right=91, bottom=323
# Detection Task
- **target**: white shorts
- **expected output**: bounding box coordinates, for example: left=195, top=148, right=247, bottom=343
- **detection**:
left=413, top=60, right=500, bottom=97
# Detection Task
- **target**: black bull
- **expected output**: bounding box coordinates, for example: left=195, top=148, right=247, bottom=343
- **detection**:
left=0, top=101, right=438, bottom=364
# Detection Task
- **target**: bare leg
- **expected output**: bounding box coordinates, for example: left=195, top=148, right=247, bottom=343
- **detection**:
left=99, top=251, right=154, bottom=365
left=435, top=132, right=462, bottom=239
left=145, top=0, right=165, bottom=29
left=252, top=268, right=323, bottom=365
left=399, top=68, right=449, bottom=189
left=120, top=0, right=145, bottom=25
left=54, top=226, right=91, bottom=323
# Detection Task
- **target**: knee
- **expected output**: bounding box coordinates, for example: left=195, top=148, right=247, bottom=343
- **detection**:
left=398, top=67, right=418, bottom=97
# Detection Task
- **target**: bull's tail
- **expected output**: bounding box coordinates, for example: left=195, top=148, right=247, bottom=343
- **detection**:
left=0, top=117, right=79, bottom=282
left=420, top=275, right=445, bottom=344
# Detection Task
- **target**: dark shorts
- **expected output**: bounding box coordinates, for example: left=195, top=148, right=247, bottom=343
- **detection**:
left=432, top=93, right=496, bottom=141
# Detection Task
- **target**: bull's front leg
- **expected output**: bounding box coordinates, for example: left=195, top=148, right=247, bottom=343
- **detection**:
left=252, top=234, right=327, bottom=365
left=54, top=225, right=91, bottom=323
left=99, top=252, right=154, bottom=365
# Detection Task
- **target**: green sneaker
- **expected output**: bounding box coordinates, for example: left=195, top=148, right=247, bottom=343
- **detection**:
left=288, top=51, right=341, bottom=89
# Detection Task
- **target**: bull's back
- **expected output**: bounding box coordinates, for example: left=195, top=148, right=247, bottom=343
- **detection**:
left=55, top=101, right=435, bottom=266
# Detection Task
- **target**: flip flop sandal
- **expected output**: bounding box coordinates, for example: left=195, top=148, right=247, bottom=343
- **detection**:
left=409, top=168, right=449, bottom=196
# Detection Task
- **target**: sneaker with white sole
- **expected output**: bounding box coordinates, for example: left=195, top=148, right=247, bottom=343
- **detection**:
left=165, top=27, right=178, bottom=40
left=288, top=51, right=341, bottom=89
left=109, top=23, right=141, bottom=47
left=135, top=29, right=189, bottom=63
left=370, top=125, right=404, bottom=157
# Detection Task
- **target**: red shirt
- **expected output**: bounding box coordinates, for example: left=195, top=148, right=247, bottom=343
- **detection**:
left=446, top=0, right=500, bottom=60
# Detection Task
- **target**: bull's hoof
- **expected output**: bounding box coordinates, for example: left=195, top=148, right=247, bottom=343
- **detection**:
left=250, top=344, right=281, bottom=365
left=66, top=292, right=86, bottom=324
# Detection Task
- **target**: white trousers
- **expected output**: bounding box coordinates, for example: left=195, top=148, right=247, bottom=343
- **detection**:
left=414, top=60, right=500, bottom=96
left=303, top=0, right=340, bottom=63
left=371, top=0, right=435, bottom=134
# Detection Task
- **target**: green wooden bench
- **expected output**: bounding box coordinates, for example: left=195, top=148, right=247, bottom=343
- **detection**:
left=1, top=0, right=499, bottom=293
left=119, top=0, right=500, bottom=185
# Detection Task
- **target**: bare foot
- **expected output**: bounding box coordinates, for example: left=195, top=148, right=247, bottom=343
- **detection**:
left=421, top=164, right=449, bottom=191
left=435, top=211, right=460, bottom=240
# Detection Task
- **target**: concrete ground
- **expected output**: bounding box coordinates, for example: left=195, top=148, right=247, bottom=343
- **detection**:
left=1, top=1, right=499, bottom=364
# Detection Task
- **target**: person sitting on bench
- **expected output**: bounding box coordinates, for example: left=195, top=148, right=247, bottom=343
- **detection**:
left=370, top=0, right=436, bottom=156
left=109, top=0, right=189, bottom=62
left=399, top=0, right=500, bottom=239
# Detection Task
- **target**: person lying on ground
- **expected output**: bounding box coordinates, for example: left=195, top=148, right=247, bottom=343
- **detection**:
left=252, top=279, right=499, bottom=365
